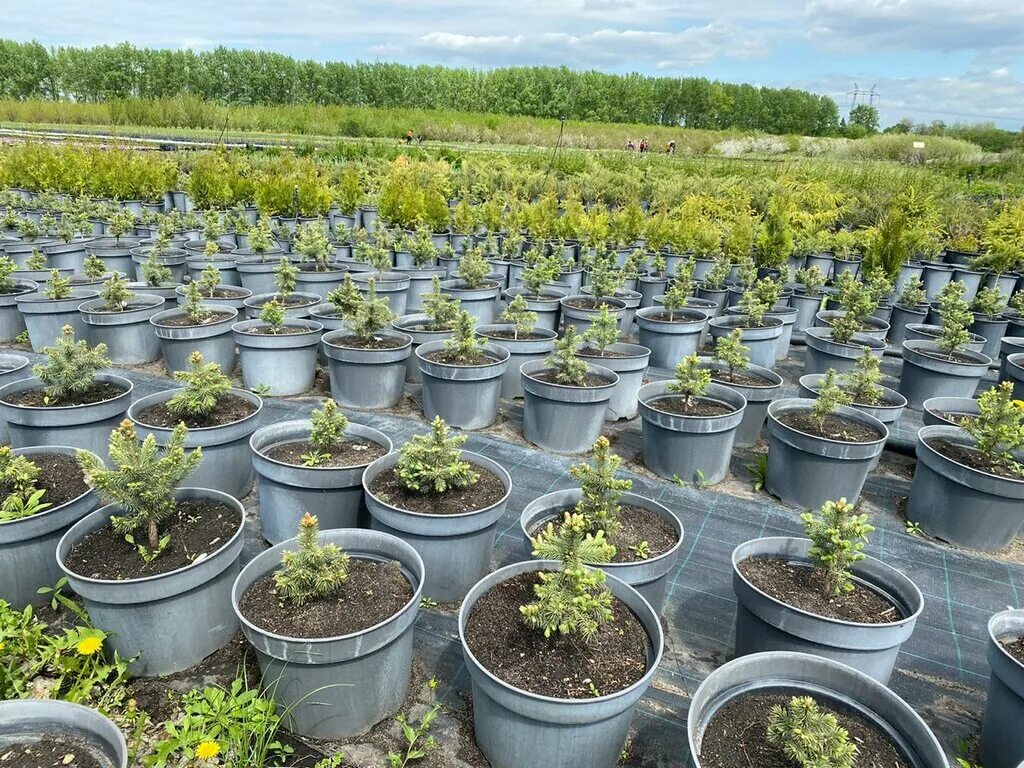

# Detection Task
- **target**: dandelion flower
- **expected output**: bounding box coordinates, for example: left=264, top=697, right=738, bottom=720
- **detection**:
left=195, top=741, right=221, bottom=761
left=76, top=636, right=102, bottom=656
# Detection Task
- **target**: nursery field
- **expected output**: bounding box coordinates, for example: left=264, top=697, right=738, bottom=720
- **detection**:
left=0, top=139, right=1023, bottom=768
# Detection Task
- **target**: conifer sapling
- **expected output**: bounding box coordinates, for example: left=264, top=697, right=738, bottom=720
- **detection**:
left=273, top=513, right=350, bottom=605
left=302, top=399, right=349, bottom=467
left=499, top=293, right=537, bottom=339
left=0, top=446, right=51, bottom=521
left=520, top=257, right=560, bottom=297
left=456, top=245, right=491, bottom=289
left=667, top=353, right=711, bottom=407
left=795, top=266, right=826, bottom=297
left=274, top=257, right=298, bottom=299
left=33, top=326, right=110, bottom=404
left=25, top=249, right=47, bottom=271
left=960, top=381, right=1024, bottom=477
left=571, top=436, right=631, bottom=537
left=839, top=348, right=884, bottom=405
left=766, top=696, right=857, bottom=768
left=421, top=276, right=460, bottom=329
left=259, top=298, right=287, bottom=334
left=972, top=286, right=1007, bottom=319
left=809, top=368, right=854, bottom=434
left=800, top=497, right=873, bottom=598
left=198, top=263, right=221, bottom=297
left=661, top=274, right=691, bottom=322
left=442, top=309, right=486, bottom=362
left=293, top=221, right=332, bottom=270
left=326, top=273, right=363, bottom=318
left=587, top=256, right=622, bottom=300
left=345, top=278, right=395, bottom=341
left=936, top=280, right=973, bottom=359
left=248, top=217, right=275, bottom=257
left=0, top=256, right=17, bottom=293
left=713, top=329, right=750, bottom=382
left=44, top=270, right=72, bottom=300
left=82, top=253, right=107, bottom=280
left=544, top=326, right=589, bottom=386
left=181, top=281, right=211, bottom=324
left=100, top=272, right=135, bottom=312
left=396, top=416, right=478, bottom=494
left=166, top=352, right=232, bottom=420
left=896, top=275, right=926, bottom=308
left=581, top=303, right=620, bottom=355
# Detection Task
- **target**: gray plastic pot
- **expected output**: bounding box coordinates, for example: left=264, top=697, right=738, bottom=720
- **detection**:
left=130, top=247, right=187, bottom=283
left=815, top=309, right=890, bottom=342
left=0, top=446, right=99, bottom=608
left=922, top=396, right=981, bottom=427
left=888, top=303, right=929, bottom=347
left=353, top=271, right=412, bottom=316
left=803, top=327, right=886, bottom=375
left=0, top=280, right=37, bottom=341
left=85, top=237, right=141, bottom=276
left=43, top=240, right=89, bottom=272
left=700, top=358, right=782, bottom=447
left=687, top=651, right=945, bottom=768
left=364, top=451, right=511, bottom=602
left=476, top=324, right=557, bottom=399
left=0, top=700, right=127, bottom=768
left=982, top=609, right=1024, bottom=768
left=234, top=319, right=322, bottom=396
left=396, top=266, right=447, bottom=312
left=521, top=359, right=618, bottom=454
left=695, top=285, right=729, bottom=314
left=732, top=537, right=923, bottom=683
left=1005, top=353, right=1024, bottom=399
left=251, top=420, right=392, bottom=544
left=953, top=267, right=985, bottom=302
left=899, top=340, right=992, bottom=409
left=440, top=279, right=501, bottom=323
left=972, top=314, right=1010, bottom=360
left=905, top=322, right=986, bottom=353
left=636, top=307, right=706, bottom=369
left=0, top=354, right=30, bottom=443
left=151, top=305, right=238, bottom=375
left=322, top=329, right=412, bottom=409
left=895, top=262, right=925, bottom=294
left=416, top=340, right=510, bottom=429
left=294, top=265, right=348, bottom=297
left=518, top=489, right=683, bottom=611
left=233, top=527, right=422, bottom=738
left=186, top=256, right=240, bottom=287
left=708, top=315, right=784, bottom=370
left=128, top=389, right=262, bottom=500
left=57, top=488, right=245, bottom=676
left=766, top=399, right=887, bottom=509
left=235, top=253, right=287, bottom=295
left=459, top=560, right=663, bottom=768
left=0, top=373, right=133, bottom=460
left=391, top=314, right=453, bottom=384
left=502, top=287, right=565, bottom=332
left=577, top=343, right=650, bottom=421
left=17, top=289, right=98, bottom=352
left=765, top=305, right=798, bottom=359
left=581, top=287, right=641, bottom=331
left=637, top=274, right=669, bottom=308
left=638, top=381, right=746, bottom=485
left=79, top=294, right=165, bottom=364
left=559, top=296, right=625, bottom=335
left=174, top=283, right=251, bottom=310
left=921, top=261, right=953, bottom=300
left=244, top=291, right=321, bottom=320
left=789, top=291, right=825, bottom=334
left=798, top=373, right=907, bottom=425
left=906, top=425, right=1024, bottom=550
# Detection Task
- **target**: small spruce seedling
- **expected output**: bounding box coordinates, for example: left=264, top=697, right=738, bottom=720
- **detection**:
left=766, top=695, right=857, bottom=768
left=396, top=416, right=478, bottom=494
left=141, top=251, right=172, bottom=287
left=667, top=353, right=711, bottom=408
left=960, top=381, right=1024, bottom=477
left=82, top=254, right=107, bottom=280
left=166, top=352, right=232, bottom=420
left=800, top=497, right=874, bottom=597
left=442, top=310, right=486, bottom=362
left=302, top=399, right=349, bottom=467
left=345, top=279, right=395, bottom=341
left=274, top=257, right=298, bottom=299
left=571, top=436, right=632, bottom=537
left=713, top=329, right=750, bottom=382
left=259, top=298, right=287, bottom=334
left=326, top=273, right=363, bottom=318
left=544, top=326, right=589, bottom=386
left=795, top=266, right=826, bottom=297
left=661, top=275, right=691, bottom=322
left=198, top=263, right=221, bottom=297
left=44, top=269, right=73, bottom=300
left=935, top=280, right=974, bottom=359
left=809, top=369, right=854, bottom=434
left=520, top=257, right=560, bottom=297
left=456, top=245, right=491, bottom=289
left=25, top=249, right=47, bottom=271
left=33, top=325, right=110, bottom=404
left=896, top=275, right=926, bottom=308
left=273, top=513, right=350, bottom=606
left=181, top=282, right=211, bottom=324
left=293, top=221, right=332, bottom=271
left=78, top=420, right=202, bottom=562
left=499, top=293, right=537, bottom=339
left=248, top=217, right=275, bottom=257
left=972, top=286, right=1008, bottom=319
left=99, top=273, right=135, bottom=312
left=581, top=303, right=620, bottom=355
left=587, top=256, right=623, bottom=300
left=0, top=256, right=18, bottom=293
left=840, top=348, right=884, bottom=405
left=421, top=276, right=460, bottom=329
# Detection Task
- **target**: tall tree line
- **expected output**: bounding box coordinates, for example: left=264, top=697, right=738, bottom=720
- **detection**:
left=0, top=39, right=841, bottom=135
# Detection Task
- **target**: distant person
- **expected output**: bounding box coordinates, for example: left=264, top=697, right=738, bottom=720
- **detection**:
left=626, top=139, right=636, bottom=151
left=640, top=139, right=649, bottom=153
left=405, top=130, right=414, bottom=144
left=666, top=140, right=676, bottom=155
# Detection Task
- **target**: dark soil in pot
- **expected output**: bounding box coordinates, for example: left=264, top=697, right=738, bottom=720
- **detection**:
left=929, top=410, right=975, bottom=427
left=698, top=691, right=911, bottom=768
left=529, top=369, right=612, bottom=387
left=646, top=395, right=737, bottom=417
left=2, top=382, right=126, bottom=408
left=563, top=297, right=618, bottom=310
left=484, top=329, right=551, bottom=340
left=1, top=453, right=88, bottom=509
left=422, top=350, right=502, bottom=366
left=1003, top=636, right=1024, bottom=664
left=1, top=736, right=105, bottom=768
left=926, top=438, right=1024, bottom=481
left=65, top=499, right=240, bottom=579
left=464, top=571, right=648, bottom=699
left=368, top=467, right=506, bottom=515
left=641, top=311, right=704, bottom=323
left=198, top=287, right=248, bottom=299
left=709, top=369, right=775, bottom=387
left=135, top=393, right=258, bottom=429
left=264, top=438, right=388, bottom=468
left=917, top=347, right=982, bottom=364
left=527, top=505, right=677, bottom=563
left=776, top=411, right=882, bottom=443
left=242, top=326, right=314, bottom=337
left=238, top=558, right=413, bottom=638
left=155, top=310, right=234, bottom=327
left=85, top=301, right=160, bottom=314
left=576, top=346, right=632, bottom=358
left=330, top=334, right=408, bottom=350
left=738, top=557, right=904, bottom=624
left=248, top=295, right=316, bottom=308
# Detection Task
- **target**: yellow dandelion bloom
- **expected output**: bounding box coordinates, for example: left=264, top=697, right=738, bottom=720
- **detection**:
left=1013, top=399, right=1024, bottom=410
left=76, top=636, right=103, bottom=656
left=195, top=741, right=221, bottom=761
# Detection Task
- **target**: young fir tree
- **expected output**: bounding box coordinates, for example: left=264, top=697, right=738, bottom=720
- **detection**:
left=33, top=326, right=111, bottom=404
left=107, top=209, right=136, bottom=242
left=661, top=275, right=691, bottom=322
left=581, top=303, right=620, bottom=355
left=396, top=415, right=478, bottom=494
left=247, top=216, right=275, bottom=258
left=141, top=252, right=172, bottom=288
left=896, top=275, right=927, bottom=308
left=544, top=326, right=589, bottom=386
left=166, top=352, right=232, bottom=420
left=0, top=446, right=50, bottom=521
left=673, top=256, right=698, bottom=296
left=766, top=696, right=857, bottom=768
left=499, top=293, right=537, bottom=339
left=293, top=221, right=332, bottom=270
left=839, top=348, right=884, bottom=405
left=795, top=266, right=826, bottom=297
left=44, top=269, right=73, bottom=300
left=259, top=298, right=287, bottom=334
left=274, top=257, right=298, bottom=299
left=935, top=280, right=974, bottom=359
left=0, top=256, right=17, bottom=294
left=181, top=282, right=211, bottom=324
left=667, top=353, right=712, bottom=408
left=25, top=249, right=47, bottom=271
left=738, top=287, right=769, bottom=329
left=442, top=309, right=486, bottom=363
left=800, top=497, right=874, bottom=597
left=198, top=263, right=221, bottom=297
left=520, top=257, right=561, bottom=297
left=587, top=256, right=622, bottom=300
left=520, top=512, right=615, bottom=640
left=326, top=273, right=363, bottom=318
left=82, top=253, right=107, bottom=280
left=301, top=399, right=349, bottom=467
left=100, top=272, right=135, bottom=312
left=78, top=420, right=202, bottom=561
left=960, top=382, right=1024, bottom=477
left=571, top=436, right=632, bottom=537
left=809, top=369, right=854, bottom=433
left=456, top=245, right=491, bottom=289
left=713, top=329, right=750, bottom=382
left=345, top=279, right=395, bottom=341
left=421, top=276, right=460, bottom=329
left=972, top=286, right=1008, bottom=319
left=273, top=513, right=350, bottom=605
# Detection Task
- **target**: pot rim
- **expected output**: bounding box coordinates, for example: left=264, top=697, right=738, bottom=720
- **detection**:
left=0, top=374, right=133, bottom=413
left=250, top=419, right=393, bottom=472
left=767, top=398, right=888, bottom=448
left=128, top=388, right=263, bottom=435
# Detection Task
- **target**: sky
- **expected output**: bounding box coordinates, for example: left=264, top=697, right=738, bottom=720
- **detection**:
left=6, top=0, right=1024, bottom=130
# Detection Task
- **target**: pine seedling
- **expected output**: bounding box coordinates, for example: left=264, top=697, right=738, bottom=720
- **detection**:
left=714, top=329, right=750, bottom=382
left=198, top=263, right=221, bottom=297
left=141, top=251, right=171, bottom=287
left=396, top=416, right=478, bottom=494
left=457, top=245, right=490, bottom=289
left=78, top=420, right=202, bottom=560
left=500, top=293, right=537, bottom=339
left=166, top=352, right=231, bottom=420
left=248, top=216, right=275, bottom=257
left=354, top=240, right=393, bottom=274
left=834, top=271, right=876, bottom=323
left=649, top=253, right=667, bottom=276
left=520, top=257, right=561, bottom=297
left=259, top=298, right=287, bottom=334
left=661, top=275, right=691, bottom=321
left=960, top=382, right=1024, bottom=477
left=0, top=256, right=17, bottom=293
left=828, top=311, right=861, bottom=345
left=345, top=279, right=395, bottom=341
left=421, top=276, right=460, bottom=329
left=99, top=272, right=135, bottom=312
left=766, top=696, right=857, bottom=768
left=107, top=208, right=136, bottom=241
left=201, top=212, right=226, bottom=242
left=202, top=239, right=221, bottom=261
left=667, top=353, right=711, bottom=407
left=181, top=282, right=211, bottom=324
left=44, top=270, right=72, bottom=300
left=795, top=266, right=826, bottom=297
left=936, top=280, right=973, bottom=359
left=571, top=436, right=631, bottom=537
left=302, top=399, right=349, bottom=467
left=25, top=249, right=47, bottom=271
left=443, top=310, right=486, bottom=361
left=810, top=369, right=854, bottom=432
left=520, top=512, right=615, bottom=640
left=738, top=289, right=769, bottom=329
left=273, top=513, right=350, bottom=606
left=326, top=273, right=363, bottom=318
left=581, top=303, right=620, bottom=355
left=736, top=256, right=757, bottom=290
left=587, top=256, right=622, bottom=299
left=897, top=275, right=926, bottom=308
left=293, top=220, right=332, bottom=269
left=800, top=498, right=873, bottom=598
left=82, top=253, right=107, bottom=280
left=274, top=257, right=297, bottom=299
left=673, top=256, right=698, bottom=297
left=407, top=227, right=439, bottom=266
left=544, top=326, right=589, bottom=386
left=840, top=348, right=884, bottom=405
left=865, top=266, right=894, bottom=304
left=33, top=326, right=110, bottom=404
left=972, top=286, right=1007, bottom=319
